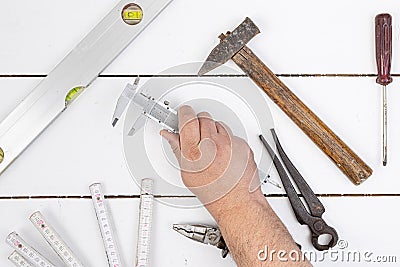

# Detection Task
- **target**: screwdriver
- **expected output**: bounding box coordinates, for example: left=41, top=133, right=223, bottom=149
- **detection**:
left=375, top=13, right=393, bottom=166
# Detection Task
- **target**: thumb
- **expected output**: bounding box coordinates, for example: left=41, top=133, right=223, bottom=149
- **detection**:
left=160, top=130, right=181, bottom=159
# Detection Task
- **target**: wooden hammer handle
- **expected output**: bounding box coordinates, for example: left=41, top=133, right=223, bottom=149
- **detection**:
left=233, top=46, right=372, bottom=185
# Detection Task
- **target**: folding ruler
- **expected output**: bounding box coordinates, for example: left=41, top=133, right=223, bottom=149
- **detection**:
left=29, top=211, right=85, bottom=267
left=8, top=251, right=34, bottom=267
left=90, top=183, right=123, bottom=267
left=6, top=232, right=55, bottom=267
left=0, top=0, right=174, bottom=175
left=90, top=180, right=155, bottom=267
left=6, top=195, right=122, bottom=267
left=7, top=211, right=86, bottom=267
left=136, top=178, right=154, bottom=267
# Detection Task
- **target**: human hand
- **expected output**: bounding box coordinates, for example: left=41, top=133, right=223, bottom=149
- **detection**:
left=161, top=105, right=264, bottom=219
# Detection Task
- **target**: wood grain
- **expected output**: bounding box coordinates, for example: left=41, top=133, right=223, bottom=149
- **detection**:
left=232, top=46, right=373, bottom=185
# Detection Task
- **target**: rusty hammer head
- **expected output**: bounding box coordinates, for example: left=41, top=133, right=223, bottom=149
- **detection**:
left=198, top=17, right=260, bottom=76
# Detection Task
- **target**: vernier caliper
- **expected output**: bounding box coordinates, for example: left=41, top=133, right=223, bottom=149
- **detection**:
left=113, top=79, right=281, bottom=188
left=0, top=0, right=174, bottom=175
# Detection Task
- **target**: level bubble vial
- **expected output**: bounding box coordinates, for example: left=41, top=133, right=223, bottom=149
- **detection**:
left=0, top=147, right=4, bottom=164
left=65, top=86, right=85, bottom=106
left=122, top=3, right=143, bottom=25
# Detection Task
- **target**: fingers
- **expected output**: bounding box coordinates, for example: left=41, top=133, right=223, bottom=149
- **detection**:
left=216, top=121, right=233, bottom=137
left=160, top=130, right=181, bottom=159
left=178, top=106, right=201, bottom=159
left=198, top=112, right=217, bottom=139
left=178, top=105, right=201, bottom=148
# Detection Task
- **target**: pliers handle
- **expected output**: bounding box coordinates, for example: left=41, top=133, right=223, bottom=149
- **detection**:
left=260, top=129, right=338, bottom=251
left=173, top=224, right=229, bottom=258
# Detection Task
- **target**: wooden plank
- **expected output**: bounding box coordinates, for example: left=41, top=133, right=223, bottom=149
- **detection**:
left=269, top=77, right=400, bottom=193
left=0, top=0, right=399, bottom=74
left=0, top=197, right=398, bottom=266
left=0, top=77, right=138, bottom=195
left=0, top=77, right=399, bottom=195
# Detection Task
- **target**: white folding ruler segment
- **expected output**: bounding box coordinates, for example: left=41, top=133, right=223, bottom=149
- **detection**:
left=136, top=178, right=154, bottom=267
left=0, top=0, right=174, bottom=175
left=29, top=211, right=85, bottom=267
left=6, top=232, right=55, bottom=267
left=90, top=183, right=122, bottom=267
left=8, top=251, right=33, bottom=267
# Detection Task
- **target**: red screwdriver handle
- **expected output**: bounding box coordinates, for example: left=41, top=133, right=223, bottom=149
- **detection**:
left=375, top=13, right=393, bottom=86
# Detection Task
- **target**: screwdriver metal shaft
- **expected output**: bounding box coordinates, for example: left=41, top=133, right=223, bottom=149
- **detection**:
left=375, top=13, right=392, bottom=166
left=383, top=85, right=387, bottom=165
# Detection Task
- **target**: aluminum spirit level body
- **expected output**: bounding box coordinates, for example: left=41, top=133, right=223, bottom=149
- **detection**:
left=0, top=0, right=174, bottom=174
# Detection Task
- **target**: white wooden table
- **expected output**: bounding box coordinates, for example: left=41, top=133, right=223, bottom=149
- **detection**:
left=0, top=0, right=399, bottom=266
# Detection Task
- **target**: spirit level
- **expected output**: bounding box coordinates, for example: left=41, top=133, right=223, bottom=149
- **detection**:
left=0, top=0, right=174, bottom=175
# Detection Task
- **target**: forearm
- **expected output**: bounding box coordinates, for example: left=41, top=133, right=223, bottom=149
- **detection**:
left=161, top=106, right=311, bottom=266
left=207, top=191, right=311, bottom=266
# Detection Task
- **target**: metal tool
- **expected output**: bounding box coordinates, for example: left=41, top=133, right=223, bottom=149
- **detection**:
left=173, top=132, right=337, bottom=254
left=0, top=0, right=174, bottom=175
left=29, top=211, right=85, bottom=267
left=112, top=77, right=141, bottom=127
left=260, top=129, right=338, bottom=251
left=90, top=183, right=123, bottom=267
left=127, top=86, right=179, bottom=136
left=8, top=251, right=34, bottom=267
left=136, top=178, right=154, bottom=267
left=198, top=17, right=372, bottom=185
left=126, top=88, right=281, bottom=188
left=173, top=224, right=229, bottom=258
left=6, top=232, right=55, bottom=267
left=173, top=224, right=302, bottom=259
left=375, top=13, right=393, bottom=166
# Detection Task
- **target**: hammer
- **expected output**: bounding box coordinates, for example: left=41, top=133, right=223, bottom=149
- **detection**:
left=198, top=17, right=372, bottom=185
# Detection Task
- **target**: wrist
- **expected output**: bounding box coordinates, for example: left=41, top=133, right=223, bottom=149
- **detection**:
left=205, top=186, right=266, bottom=224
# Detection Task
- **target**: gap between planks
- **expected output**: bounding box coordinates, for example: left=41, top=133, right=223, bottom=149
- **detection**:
left=0, top=74, right=400, bottom=78
left=0, top=194, right=399, bottom=200
left=1, top=73, right=398, bottom=200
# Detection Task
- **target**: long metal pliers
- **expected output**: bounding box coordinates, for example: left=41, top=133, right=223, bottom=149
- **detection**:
left=260, top=129, right=338, bottom=251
